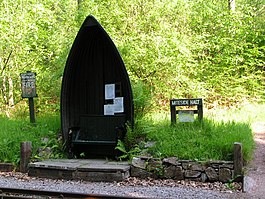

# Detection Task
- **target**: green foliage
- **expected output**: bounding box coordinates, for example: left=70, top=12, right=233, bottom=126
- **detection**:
left=0, top=0, right=264, bottom=114
left=123, top=117, right=150, bottom=149
left=0, top=113, right=64, bottom=167
left=124, top=103, right=261, bottom=163
left=132, top=80, right=153, bottom=118
left=0, top=0, right=263, bottom=166
left=115, top=139, right=141, bottom=161
left=0, top=0, right=77, bottom=114
left=145, top=119, right=254, bottom=162
left=226, top=175, right=242, bottom=190
left=188, top=0, right=265, bottom=106
left=207, top=103, right=265, bottom=124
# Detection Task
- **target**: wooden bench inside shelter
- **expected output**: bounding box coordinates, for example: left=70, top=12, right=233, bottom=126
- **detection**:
left=70, top=114, right=126, bottom=146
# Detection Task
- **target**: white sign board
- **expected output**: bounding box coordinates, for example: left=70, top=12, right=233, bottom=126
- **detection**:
left=178, top=110, right=194, bottom=122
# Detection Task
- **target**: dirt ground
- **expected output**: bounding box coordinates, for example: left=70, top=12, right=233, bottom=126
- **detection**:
left=241, top=122, right=265, bottom=199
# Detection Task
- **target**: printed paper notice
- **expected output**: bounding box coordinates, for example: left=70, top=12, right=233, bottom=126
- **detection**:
left=178, top=110, right=194, bottom=122
left=114, top=97, right=124, bottom=113
left=104, top=104, right=114, bottom=115
left=105, top=84, right=115, bottom=99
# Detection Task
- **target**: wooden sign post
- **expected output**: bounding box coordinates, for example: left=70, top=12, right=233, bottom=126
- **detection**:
left=20, top=71, right=37, bottom=123
left=170, top=98, right=203, bottom=125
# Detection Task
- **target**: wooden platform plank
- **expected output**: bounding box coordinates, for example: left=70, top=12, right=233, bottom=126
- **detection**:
left=28, top=159, right=130, bottom=182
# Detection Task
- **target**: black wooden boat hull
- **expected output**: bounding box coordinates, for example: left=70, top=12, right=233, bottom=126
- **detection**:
left=61, top=15, right=133, bottom=157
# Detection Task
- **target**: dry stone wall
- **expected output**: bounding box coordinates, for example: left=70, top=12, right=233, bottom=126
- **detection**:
left=130, top=142, right=243, bottom=183
left=131, top=157, right=236, bottom=183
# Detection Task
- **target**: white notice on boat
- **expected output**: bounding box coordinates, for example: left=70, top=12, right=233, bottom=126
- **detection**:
left=105, top=84, right=115, bottom=99
left=114, top=97, right=124, bottom=113
left=104, top=104, right=114, bottom=115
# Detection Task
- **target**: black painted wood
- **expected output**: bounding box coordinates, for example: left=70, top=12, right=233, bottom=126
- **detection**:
left=61, top=15, right=133, bottom=157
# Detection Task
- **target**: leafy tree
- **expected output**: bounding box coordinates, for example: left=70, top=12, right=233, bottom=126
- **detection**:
left=0, top=0, right=77, bottom=115
left=0, top=0, right=264, bottom=117
left=188, top=0, right=264, bottom=107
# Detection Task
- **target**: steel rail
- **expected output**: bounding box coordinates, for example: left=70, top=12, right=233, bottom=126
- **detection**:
left=0, top=187, right=146, bottom=199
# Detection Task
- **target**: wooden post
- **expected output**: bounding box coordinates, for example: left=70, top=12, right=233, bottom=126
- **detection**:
left=234, top=142, right=243, bottom=177
left=28, top=97, right=35, bottom=123
left=197, top=104, right=203, bottom=121
left=20, top=141, right=32, bottom=173
left=170, top=100, right=176, bottom=125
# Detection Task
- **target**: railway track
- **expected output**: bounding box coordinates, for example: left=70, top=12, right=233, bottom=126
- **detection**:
left=0, top=187, right=146, bottom=199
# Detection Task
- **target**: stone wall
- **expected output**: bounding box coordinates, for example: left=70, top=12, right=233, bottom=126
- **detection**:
left=131, top=157, right=238, bottom=183
left=130, top=142, right=243, bottom=183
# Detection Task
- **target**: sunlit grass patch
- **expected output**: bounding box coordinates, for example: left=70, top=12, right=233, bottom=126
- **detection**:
left=126, top=103, right=262, bottom=163
left=0, top=114, right=62, bottom=166
left=145, top=118, right=253, bottom=162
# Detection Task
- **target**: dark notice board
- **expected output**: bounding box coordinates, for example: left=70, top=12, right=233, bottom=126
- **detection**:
left=20, top=72, right=37, bottom=98
left=170, top=98, right=203, bottom=124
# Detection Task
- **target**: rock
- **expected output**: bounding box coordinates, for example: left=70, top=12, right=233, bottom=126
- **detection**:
left=243, top=176, right=256, bottom=193
left=219, top=168, right=232, bottom=182
left=205, top=167, right=218, bottom=182
left=41, top=137, right=49, bottom=144
left=130, top=157, right=235, bottom=184
left=131, top=157, right=146, bottom=169
left=144, top=141, right=156, bottom=148
left=210, top=163, right=220, bottom=169
left=130, top=166, right=153, bottom=178
left=0, top=163, right=14, bottom=172
left=220, top=163, right=234, bottom=170
left=178, top=160, right=190, bottom=163
left=175, top=166, right=184, bottom=180
left=163, top=157, right=180, bottom=166
left=182, top=162, right=192, bottom=170
left=164, top=166, right=184, bottom=180
left=146, top=159, right=163, bottom=178
left=185, top=170, right=201, bottom=178
left=38, top=147, right=52, bottom=157
left=146, top=159, right=162, bottom=172
left=210, top=161, right=233, bottom=169
left=164, top=166, right=175, bottom=178
left=201, top=173, right=208, bottom=182
left=182, top=162, right=208, bottom=171
left=190, top=162, right=207, bottom=171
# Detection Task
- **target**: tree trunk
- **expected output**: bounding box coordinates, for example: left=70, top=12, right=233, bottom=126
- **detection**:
left=2, top=75, right=7, bottom=104
left=8, top=76, right=14, bottom=107
left=228, top=0, right=236, bottom=11
left=77, top=0, right=82, bottom=10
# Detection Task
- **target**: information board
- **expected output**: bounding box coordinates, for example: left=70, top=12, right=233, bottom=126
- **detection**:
left=170, top=98, right=202, bottom=106
left=170, top=98, right=203, bottom=124
left=20, top=72, right=37, bottom=98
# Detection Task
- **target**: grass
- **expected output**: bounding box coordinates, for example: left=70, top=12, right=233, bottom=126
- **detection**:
left=0, top=103, right=263, bottom=167
left=141, top=119, right=253, bottom=162
left=125, top=103, right=264, bottom=163
left=0, top=113, right=63, bottom=166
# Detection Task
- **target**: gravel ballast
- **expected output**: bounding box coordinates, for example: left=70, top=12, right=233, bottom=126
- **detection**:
left=0, top=172, right=244, bottom=198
